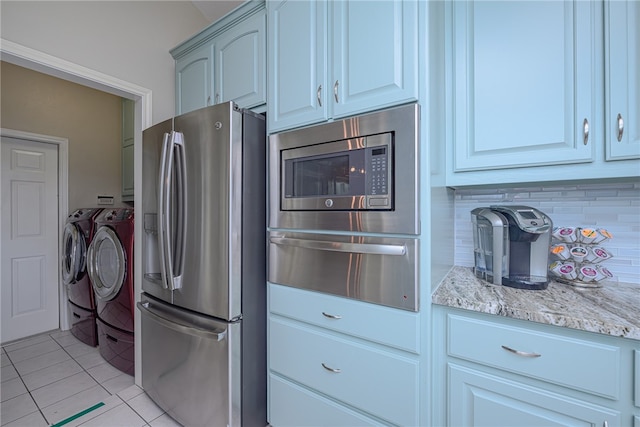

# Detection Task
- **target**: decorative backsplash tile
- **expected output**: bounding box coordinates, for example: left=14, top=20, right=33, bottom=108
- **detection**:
left=454, top=181, right=640, bottom=284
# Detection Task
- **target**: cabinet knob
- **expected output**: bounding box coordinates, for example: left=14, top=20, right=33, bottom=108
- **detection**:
left=334, top=80, right=340, bottom=103
left=616, top=113, right=624, bottom=142
left=583, top=118, right=589, bottom=146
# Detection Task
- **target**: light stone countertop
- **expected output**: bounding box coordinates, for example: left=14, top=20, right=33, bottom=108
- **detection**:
left=432, top=266, right=640, bottom=341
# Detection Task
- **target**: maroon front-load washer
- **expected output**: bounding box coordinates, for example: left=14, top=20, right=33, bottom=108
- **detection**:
left=61, top=208, right=102, bottom=346
left=87, top=208, right=134, bottom=375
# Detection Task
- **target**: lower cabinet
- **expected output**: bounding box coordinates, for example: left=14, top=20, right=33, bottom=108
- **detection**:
left=449, top=364, right=620, bottom=426
left=268, top=283, right=420, bottom=426
left=433, top=306, right=639, bottom=427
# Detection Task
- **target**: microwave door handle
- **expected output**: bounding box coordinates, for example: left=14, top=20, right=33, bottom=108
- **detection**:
left=269, top=236, right=406, bottom=256
left=157, top=132, right=171, bottom=290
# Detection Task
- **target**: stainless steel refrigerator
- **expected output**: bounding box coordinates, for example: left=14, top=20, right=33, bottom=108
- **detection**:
left=139, top=102, right=266, bottom=427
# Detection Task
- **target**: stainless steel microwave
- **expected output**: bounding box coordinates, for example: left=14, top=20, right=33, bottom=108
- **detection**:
left=269, top=103, right=420, bottom=235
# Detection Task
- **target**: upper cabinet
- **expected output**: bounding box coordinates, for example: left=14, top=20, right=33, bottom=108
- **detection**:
left=446, top=0, right=640, bottom=187
left=175, top=43, right=213, bottom=115
left=451, top=1, right=596, bottom=172
left=172, top=0, right=266, bottom=115
left=267, top=0, right=418, bottom=133
left=605, top=0, right=640, bottom=160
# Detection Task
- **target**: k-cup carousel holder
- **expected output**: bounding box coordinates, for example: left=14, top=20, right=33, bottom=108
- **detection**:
left=549, top=227, right=615, bottom=288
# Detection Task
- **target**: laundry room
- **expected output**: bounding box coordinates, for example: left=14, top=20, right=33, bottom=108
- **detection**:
left=1, top=61, right=134, bottom=375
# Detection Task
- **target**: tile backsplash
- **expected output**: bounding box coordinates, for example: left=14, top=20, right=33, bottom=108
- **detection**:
left=454, top=181, right=640, bottom=284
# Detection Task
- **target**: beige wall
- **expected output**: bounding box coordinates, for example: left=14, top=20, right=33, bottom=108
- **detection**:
left=1, top=61, right=126, bottom=210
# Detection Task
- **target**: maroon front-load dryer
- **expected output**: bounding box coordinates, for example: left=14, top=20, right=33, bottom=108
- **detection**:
left=62, top=208, right=102, bottom=346
left=87, top=208, right=134, bottom=375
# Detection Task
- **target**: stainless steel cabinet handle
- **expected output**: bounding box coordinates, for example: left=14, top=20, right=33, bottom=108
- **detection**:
left=333, top=80, right=339, bottom=103
left=215, top=93, right=220, bottom=104
left=269, top=236, right=406, bottom=256
left=321, top=363, right=341, bottom=373
left=207, top=96, right=211, bottom=105
left=322, top=312, right=342, bottom=319
left=317, top=85, right=322, bottom=107
left=501, top=345, right=541, bottom=358
left=583, top=118, right=589, bottom=145
left=603, top=421, right=608, bottom=427
left=137, top=301, right=227, bottom=341
left=616, top=113, right=624, bottom=142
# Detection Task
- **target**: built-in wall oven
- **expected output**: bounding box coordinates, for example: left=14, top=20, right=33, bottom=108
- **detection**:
left=268, top=103, right=420, bottom=311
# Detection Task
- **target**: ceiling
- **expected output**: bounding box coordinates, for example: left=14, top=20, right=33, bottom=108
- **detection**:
left=190, top=0, right=244, bottom=23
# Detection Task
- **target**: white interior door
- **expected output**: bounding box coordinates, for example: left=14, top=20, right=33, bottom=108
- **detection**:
left=1, top=136, right=59, bottom=343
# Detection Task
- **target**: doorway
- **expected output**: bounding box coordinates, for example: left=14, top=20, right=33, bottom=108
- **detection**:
left=1, top=132, right=67, bottom=343
left=1, top=40, right=150, bottom=385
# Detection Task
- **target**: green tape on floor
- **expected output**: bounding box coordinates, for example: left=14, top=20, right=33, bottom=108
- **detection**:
left=50, top=402, right=105, bottom=427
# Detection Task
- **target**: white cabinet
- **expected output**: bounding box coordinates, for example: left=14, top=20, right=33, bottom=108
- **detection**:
left=172, top=0, right=266, bottom=115
left=121, top=98, right=134, bottom=202
left=267, top=0, right=418, bottom=133
left=268, top=283, right=421, bottom=426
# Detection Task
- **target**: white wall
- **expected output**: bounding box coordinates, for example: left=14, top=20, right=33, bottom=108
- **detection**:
left=0, top=1, right=209, bottom=125
left=454, top=181, right=640, bottom=284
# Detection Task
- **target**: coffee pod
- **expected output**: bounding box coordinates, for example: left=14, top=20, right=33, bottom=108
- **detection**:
left=577, top=264, right=599, bottom=282
left=585, top=246, right=613, bottom=263
left=550, top=261, right=578, bottom=280
left=593, top=228, right=613, bottom=243
left=578, top=228, right=598, bottom=244
left=570, top=246, right=588, bottom=263
left=553, top=226, right=577, bottom=243
left=550, top=244, right=571, bottom=260
left=596, top=265, right=614, bottom=281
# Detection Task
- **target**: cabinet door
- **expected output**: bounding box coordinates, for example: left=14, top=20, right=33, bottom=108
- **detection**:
left=175, top=43, right=213, bottom=115
left=605, top=0, right=640, bottom=160
left=215, top=10, right=266, bottom=109
left=331, top=0, right=418, bottom=119
left=453, top=1, right=595, bottom=171
left=449, top=364, right=620, bottom=427
left=268, top=0, right=327, bottom=132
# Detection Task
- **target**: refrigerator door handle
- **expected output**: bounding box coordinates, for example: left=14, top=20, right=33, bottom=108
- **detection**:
left=158, top=132, right=187, bottom=291
left=137, top=301, right=227, bottom=342
left=269, top=236, right=407, bottom=256
left=169, top=131, right=187, bottom=290
left=157, top=132, right=171, bottom=290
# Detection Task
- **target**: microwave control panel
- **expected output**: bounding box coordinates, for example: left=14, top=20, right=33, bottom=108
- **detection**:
left=367, top=147, right=388, bottom=195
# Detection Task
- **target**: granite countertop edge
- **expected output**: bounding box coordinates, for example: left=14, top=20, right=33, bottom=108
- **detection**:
left=432, top=266, right=640, bottom=341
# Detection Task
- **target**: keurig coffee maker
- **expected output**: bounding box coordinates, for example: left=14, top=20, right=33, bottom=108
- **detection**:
left=471, top=205, right=553, bottom=290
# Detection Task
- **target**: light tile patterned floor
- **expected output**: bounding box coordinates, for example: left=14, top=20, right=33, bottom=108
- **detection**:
left=1, top=330, right=181, bottom=427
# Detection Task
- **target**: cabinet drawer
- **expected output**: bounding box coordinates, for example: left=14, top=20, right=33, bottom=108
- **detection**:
left=269, top=374, right=384, bottom=426
left=269, top=283, right=419, bottom=353
left=269, top=318, right=419, bottom=426
left=447, top=313, right=621, bottom=399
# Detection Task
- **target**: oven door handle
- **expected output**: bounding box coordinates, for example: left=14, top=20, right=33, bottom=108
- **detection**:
left=269, top=236, right=406, bottom=256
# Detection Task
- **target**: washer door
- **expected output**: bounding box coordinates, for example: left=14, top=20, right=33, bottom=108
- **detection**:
left=87, top=226, right=125, bottom=301
left=62, top=222, right=86, bottom=285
